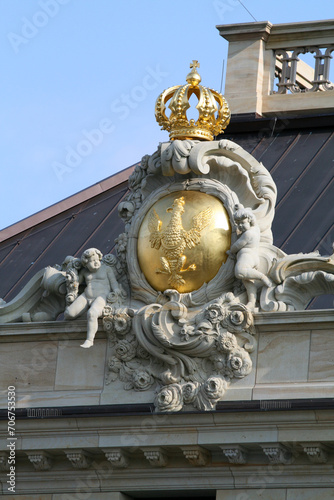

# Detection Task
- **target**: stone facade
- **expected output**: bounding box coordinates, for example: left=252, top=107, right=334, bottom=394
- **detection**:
left=1, top=19, right=334, bottom=500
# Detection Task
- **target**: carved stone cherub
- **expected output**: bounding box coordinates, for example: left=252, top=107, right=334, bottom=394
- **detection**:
left=227, top=204, right=272, bottom=308
left=64, top=248, right=125, bottom=348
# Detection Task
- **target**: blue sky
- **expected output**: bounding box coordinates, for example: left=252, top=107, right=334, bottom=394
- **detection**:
left=1, top=0, right=333, bottom=229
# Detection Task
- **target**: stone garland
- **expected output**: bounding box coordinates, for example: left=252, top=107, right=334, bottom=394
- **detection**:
left=103, top=293, right=255, bottom=412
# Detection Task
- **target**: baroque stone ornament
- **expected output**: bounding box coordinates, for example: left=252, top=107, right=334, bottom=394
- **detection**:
left=26, top=452, right=52, bottom=471
left=220, top=445, right=248, bottom=464
left=303, top=444, right=329, bottom=464
left=104, top=449, right=129, bottom=468
left=261, top=445, right=293, bottom=465
left=65, top=450, right=92, bottom=470
left=2, top=62, right=334, bottom=412
left=182, top=446, right=210, bottom=466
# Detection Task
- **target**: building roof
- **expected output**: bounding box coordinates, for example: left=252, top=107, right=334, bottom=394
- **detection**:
left=0, top=166, right=134, bottom=303
left=0, top=114, right=333, bottom=309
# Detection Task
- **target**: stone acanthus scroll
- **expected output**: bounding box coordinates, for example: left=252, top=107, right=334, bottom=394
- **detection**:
left=1, top=139, right=334, bottom=412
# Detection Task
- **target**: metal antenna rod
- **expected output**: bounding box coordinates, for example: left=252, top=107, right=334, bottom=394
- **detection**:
left=220, top=59, right=225, bottom=94
left=237, top=0, right=258, bottom=22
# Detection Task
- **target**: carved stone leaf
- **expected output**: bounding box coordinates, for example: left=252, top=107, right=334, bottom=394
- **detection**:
left=151, top=321, right=172, bottom=347
left=124, top=381, right=134, bottom=390
left=105, top=372, right=119, bottom=385
left=119, top=364, right=133, bottom=383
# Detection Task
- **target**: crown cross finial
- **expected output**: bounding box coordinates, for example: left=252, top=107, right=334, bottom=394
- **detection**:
left=190, top=60, right=200, bottom=70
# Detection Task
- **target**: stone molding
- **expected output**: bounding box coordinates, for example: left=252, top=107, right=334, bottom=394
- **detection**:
left=261, top=444, right=293, bottom=464
left=104, top=448, right=130, bottom=468
left=142, top=447, right=168, bottom=467
left=181, top=446, right=210, bottom=466
left=302, top=443, right=329, bottom=464
left=65, top=449, right=92, bottom=469
left=0, top=451, right=10, bottom=471
left=220, top=445, right=248, bottom=464
left=25, top=451, right=52, bottom=471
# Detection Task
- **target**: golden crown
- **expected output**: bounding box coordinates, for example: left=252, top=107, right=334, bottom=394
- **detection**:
left=155, top=61, right=231, bottom=141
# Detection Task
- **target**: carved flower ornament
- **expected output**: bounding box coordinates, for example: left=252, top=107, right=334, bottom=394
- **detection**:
left=108, top=356, right=122, bottom=373
left=211, top=353, right=226, bottom=373
left=115, top=340, right=136, bottom=362
left=132, top=371, right=154, bottom=391
left=182, top=382, right=199, bottom=404
left=102, top=307, right=132, bottom=336
left=222, top=303, right=254, bottom=334
left=226, top=349, right=252, bottom=378
left=204, top=302, right=226, bottom=324
left=203, top=376, right=227, bottom=400
left=155, top=384, right=183, bottom=412
left=217, top=331, right=238, bottom=352
left=128, top=160, right=148, bottom=189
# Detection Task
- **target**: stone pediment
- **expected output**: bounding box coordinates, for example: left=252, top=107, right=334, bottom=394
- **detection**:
left=1, top=137, right=334, bottom=413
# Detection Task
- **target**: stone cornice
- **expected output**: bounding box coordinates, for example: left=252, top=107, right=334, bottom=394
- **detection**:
left=254, top=309, right=334, bottom=331
left=217, top=21, right=273, bottom=42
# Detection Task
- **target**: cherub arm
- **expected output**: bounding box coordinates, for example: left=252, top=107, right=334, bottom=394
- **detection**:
left=106, top=266, right=121, bottom=293
left=229, top=230, right=253, bottom=254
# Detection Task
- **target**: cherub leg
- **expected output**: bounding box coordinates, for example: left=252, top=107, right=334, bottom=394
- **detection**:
left=243, top=280, right=257, bottom=309
left=235, top=262, right=272, bottom=288
left=242, top=269, right=272, bottom=288
left=81, top=296, right=106, bottom=348
left=64, top=294, right=88, bottom=320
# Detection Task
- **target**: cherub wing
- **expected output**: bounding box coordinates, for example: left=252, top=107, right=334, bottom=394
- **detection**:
left=184, top=207, right=213, bottom=248
left=148, top=208, right=162, bottom=249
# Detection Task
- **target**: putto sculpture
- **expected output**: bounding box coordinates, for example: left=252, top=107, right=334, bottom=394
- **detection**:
left=228, top=204, right=272, bottom=308
left=1, top=62, right=334, bottom=412
left=64, top=248, right=125, bottom=348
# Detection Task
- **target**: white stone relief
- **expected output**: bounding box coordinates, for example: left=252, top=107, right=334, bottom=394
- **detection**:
left=65, top=450, right=92, bottom=469
left=220, top=445, right=248, bottom=464
left=2, top=139, right=334, bottom=413
left=26, top=451, right=52, bottom=471
left=142, top=448, right=168, bottom=467
left=261, top=444, right=293, bottom=465
left=303, top=444, right=329, bottom=464
left=228, top=204, right=272, bottom=308
left=0, top=452, right=10, bottom=471
left=104, top=449, right=129, bottom=468
left=106, top=290, right=255, bottom=412
left=63, top=249, right=126, bottom=348
left=182, top=446, right=210, bottom=466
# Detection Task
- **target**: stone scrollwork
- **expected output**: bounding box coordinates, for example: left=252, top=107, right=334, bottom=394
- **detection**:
left=103, top=286, right=255, bottom=411
left=260, top=249, right=334, bottom=312
left=132, top=291, right=255, bottom=412
left=2, top=137, right=334, bottom=412
left=105, top=139, right=334, bottom=410
left=161, top=139, right=198, bottom=176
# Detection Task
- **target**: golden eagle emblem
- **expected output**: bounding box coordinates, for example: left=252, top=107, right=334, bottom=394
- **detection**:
left=148, top=196, right=213, bottom=288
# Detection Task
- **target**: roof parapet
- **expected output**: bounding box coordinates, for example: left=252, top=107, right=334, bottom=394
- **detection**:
left=217, top=20, right=334, bottom=117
